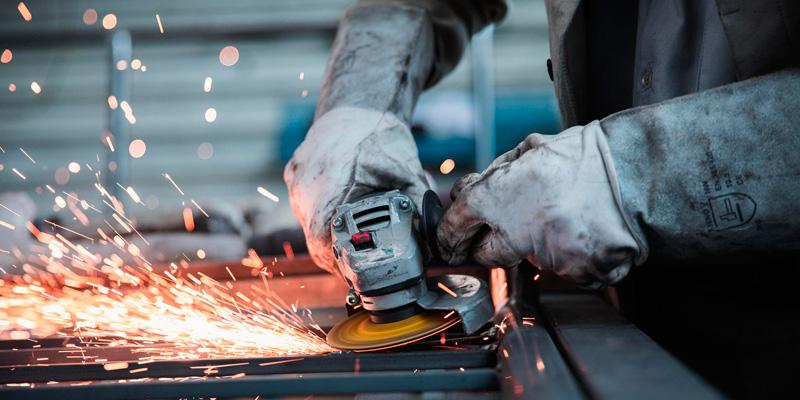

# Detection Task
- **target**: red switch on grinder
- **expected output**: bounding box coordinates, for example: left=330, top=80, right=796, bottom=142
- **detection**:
left=350, top=231, right=373, bottom=246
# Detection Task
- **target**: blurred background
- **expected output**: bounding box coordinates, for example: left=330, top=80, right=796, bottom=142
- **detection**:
left=0, top=0, right=558, bottom=260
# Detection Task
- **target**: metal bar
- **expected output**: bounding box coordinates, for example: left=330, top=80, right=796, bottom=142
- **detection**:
left=495, top=306, right=585, bottom=400
left=0, top=349, right=494, bottom=383
left=106, top=30, right=132, bottom=205
left=471, top=25, right=497, bottom=170
left=538, top=293, right=723, bottom=400
left=0, top=369, right=499, bottom=399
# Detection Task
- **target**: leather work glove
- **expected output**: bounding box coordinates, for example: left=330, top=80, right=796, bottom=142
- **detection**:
left=437, top=121, right=646, bottom=287
left=284, top=107, right=431, bottom=275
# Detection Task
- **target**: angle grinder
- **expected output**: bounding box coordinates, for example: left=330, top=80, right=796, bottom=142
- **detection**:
left=325, top=190, right=493, bottom=351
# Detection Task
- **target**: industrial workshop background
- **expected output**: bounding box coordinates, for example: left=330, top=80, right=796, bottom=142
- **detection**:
left=0, top=0, right=558, bottom=230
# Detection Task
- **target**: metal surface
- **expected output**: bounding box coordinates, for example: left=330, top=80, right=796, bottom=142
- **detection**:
left=538, top=293, right=724, bottom=399
left=327, top=309, right=460, bottom=351
left=0, top=349, right=494, bottom=383
left=0, top=369, right=499, bottom=400
left=496, top=306, right=585, bottom=400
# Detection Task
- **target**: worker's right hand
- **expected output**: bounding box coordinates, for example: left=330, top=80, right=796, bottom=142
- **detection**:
left=284, top=106, right=431, bottom=276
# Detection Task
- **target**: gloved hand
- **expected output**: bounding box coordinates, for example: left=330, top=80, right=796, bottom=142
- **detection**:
left=284, top=107, right=431, bottom=275
left=437, top=121, right=646, bottom=287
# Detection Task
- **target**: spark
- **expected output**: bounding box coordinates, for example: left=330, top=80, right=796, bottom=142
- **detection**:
left=107, top=95, right=118, bottom=109
left=204, top=107, right=217, bottom=123
left=182, top=207, right=195, bottom=232
left=82, top=9, right=97, bottom=25
left=443, top=310, right=455, bottom=319
left=258, top=358, right=304, bottom=367
left=54, top=196, right=67, bottom=208
left=533, top=273, right=541, bottom=281
left=257, top=186, right=279, bottom=202
left=19, top=147, right=36, bottom=164
left=191, top=199, right=209, bottom=217
left=30, top=81, right=41, bottom=94
left=282, top=242, right=294, bottom=260
left=11, top=167, right=26, bottom=180
left=196, top=249, right=206, bottom=259
left=298, top=72, right=305, bottom=80
left=129, top=368, right=148, bottom=374
left=0, top=220, right=15, bottom=230
left=204, top=77, right=213, bottom=93
left=0, top=202, right=22, bottom=217
left=1, top=49, right=12, bottom=64
left=43, top=219, right=95, bottom=242
left=105, top=136, right=115, bottom=152
left=131, top=59, right=142, bottom=70
left=17, top=2, right=32, bottom=21
left=155, top=14, right=164, bottom=34
left=116, top=60, right=127, bottom=70
left=219, top=46, right=239, bottom=67
left=129, top=139, right=146, bottom=158
left=68, top=161, right=81, bottom=173
left=197, top=142, right=214, bottom=159
left=439, top=159, right=456, bottom=174
left=437, top=282, right=458, bottom=297
left=8, top=83, right=16, bottom=92
left=163, top=174, right=185, bottom=195
left=102, top=14, right=117, bottom=30
left=103, top=362, right=129, bottom=371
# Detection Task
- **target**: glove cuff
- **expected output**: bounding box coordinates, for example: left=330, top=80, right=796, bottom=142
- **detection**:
left=589, top=120, right=650, bottom=267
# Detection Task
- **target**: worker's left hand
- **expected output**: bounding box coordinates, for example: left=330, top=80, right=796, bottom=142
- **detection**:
left=437, top=121, right=645, bottom=287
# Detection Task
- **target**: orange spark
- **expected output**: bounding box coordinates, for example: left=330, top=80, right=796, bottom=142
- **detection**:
left=437, top=282, right=458, bottom=297
left=0, top=49, right=12, bottom=63
left=282, top=242, right=295, bottom=260
left=155, top=14, right=164, bottom=34
left=219, top=46, right=239, bottom=67
left=182, top=207, right=195, bottom=232
left=102, top=14, right=117, bottom=30
left=129, top=139, right=146, bottom=158
left=82, top=9, right=97, bottom=25
left=439, top=159, right=456, bottom=175
left=17, top=2, right=32, bottom=21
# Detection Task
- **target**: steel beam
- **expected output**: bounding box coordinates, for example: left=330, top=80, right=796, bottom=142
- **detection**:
left=0, top=369, right=498, bottom=399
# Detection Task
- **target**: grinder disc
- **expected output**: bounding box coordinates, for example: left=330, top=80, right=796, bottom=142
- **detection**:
left=327, top=309, right=460, bottom=351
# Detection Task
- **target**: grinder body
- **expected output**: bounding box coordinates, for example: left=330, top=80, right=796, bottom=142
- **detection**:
left=331, top=191, right=428, bottom=321
left=327, top=191, right=493, bottom=351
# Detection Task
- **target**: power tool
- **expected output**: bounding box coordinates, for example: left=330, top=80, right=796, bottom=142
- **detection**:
left=325, top=190, right=493, bottom=351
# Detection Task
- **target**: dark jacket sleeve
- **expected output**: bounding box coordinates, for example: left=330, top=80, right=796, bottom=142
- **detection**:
left=602, top=69, right=800, bottom=262
left=315, top=0, right=507, bottom=122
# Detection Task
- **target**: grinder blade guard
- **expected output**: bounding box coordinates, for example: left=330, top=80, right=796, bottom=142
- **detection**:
left=327, top=190, right=493, bottom=351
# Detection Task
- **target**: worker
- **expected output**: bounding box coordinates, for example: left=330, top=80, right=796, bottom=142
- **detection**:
left=285, top=0, right=799, bottom=396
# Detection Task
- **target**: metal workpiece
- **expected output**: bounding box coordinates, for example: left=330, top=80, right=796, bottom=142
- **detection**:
left=0, top=369, right=500, bottom=400
left=538, top=293, right=724, bottom=400
left=418, top=275, right=494, bottom=335
left=496, top=307, right=584, bottom=400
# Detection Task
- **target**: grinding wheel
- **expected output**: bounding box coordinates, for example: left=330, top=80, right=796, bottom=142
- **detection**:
left=326, top=309, right=460, bottom=351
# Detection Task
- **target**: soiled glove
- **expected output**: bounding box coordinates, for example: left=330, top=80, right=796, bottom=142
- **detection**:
left=437, top=121, right=645, bottom=287
left=284, top=107, right=431, bottom=275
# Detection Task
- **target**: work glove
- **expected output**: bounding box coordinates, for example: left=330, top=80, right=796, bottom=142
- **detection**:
left=284, top=107, right=431, bottom=275
left=437, top=121, right=645, bottom=287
